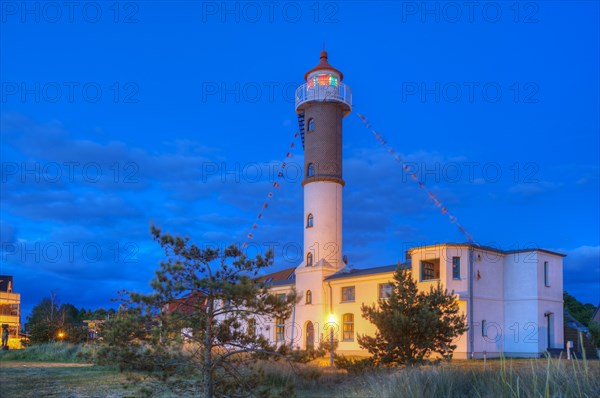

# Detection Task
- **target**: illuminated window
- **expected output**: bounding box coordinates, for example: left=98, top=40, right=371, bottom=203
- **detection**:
left=421, top=259, right=440, bottom=281
left=306, top=290, right=312, bottom=304
left=378, top=283, right=392, bottom=300
left=307, top=163, right=315, bottom=177
left=276, top=317, right=285, bottom=342
left=307, top=74, right=338, bottom=89
left=306, top=213, right=314, bottom=228
left=343, top=313, right=354, bottom=341
left=307, top=118, right=315, bottom=131
left=452, top=257, right=461, bottom=280
left=306, top=252, right=313, bottom=267
left=341, top=286, right=355, bottom=302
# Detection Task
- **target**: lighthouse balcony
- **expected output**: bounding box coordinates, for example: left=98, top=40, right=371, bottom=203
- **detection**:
left=295, top=82, right=352, bottom=115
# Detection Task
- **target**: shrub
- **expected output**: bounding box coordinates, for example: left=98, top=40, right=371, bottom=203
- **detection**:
left=334, top=355, right=375, bottom=374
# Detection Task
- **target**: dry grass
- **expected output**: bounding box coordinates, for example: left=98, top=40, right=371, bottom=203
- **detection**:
left=1, top=346, right=598, bottom=398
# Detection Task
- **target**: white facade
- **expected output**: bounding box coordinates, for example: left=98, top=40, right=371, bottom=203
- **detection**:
left=256, top=244, right=564, bottom=359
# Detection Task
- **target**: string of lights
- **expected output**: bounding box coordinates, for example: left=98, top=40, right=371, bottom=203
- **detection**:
left=241, top=132, right=300, bottom=249
left=356, top=112, right=474, bottom=243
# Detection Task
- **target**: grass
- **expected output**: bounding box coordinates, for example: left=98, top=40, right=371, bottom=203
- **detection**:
left=333, top=356, right=600, bottom=398
left=0, top=342, right=96, bottom=363
left=1, top=345, right=599, bottom=397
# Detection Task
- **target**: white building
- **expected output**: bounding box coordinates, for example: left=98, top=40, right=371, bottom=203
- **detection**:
left=255, top=52, right=565, bottom=359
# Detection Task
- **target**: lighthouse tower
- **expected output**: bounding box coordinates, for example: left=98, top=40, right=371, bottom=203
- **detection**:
left=296, top=51, right=351, bottom=271
left=292, top=51, right=352, bottom=349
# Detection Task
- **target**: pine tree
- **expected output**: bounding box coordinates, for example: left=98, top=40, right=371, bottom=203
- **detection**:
left=98, top=225, right=297, bottom=398
left=358, top=266, right=466, bottom=365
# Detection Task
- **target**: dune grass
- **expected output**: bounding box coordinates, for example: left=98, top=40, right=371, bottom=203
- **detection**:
left=1, top=345, right=598, bottom=397
left=334, top=356, right=600, bottom=398
left=0, top=342, right=96, bottom=363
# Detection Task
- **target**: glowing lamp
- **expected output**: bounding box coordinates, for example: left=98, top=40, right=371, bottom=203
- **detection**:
left=327, top=314, right=336, bottom=324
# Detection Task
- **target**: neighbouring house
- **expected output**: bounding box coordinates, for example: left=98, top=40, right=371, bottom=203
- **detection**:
left=0, top=275, right=22, bottom=349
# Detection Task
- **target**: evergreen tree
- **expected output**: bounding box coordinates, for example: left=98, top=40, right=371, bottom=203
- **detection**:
left=358, top=266, right=466, bottom=365
left=98, top=225, right=297, bottom=398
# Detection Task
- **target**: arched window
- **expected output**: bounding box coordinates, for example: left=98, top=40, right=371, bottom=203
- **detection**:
left=342, top=313, right=354, bottom=341
left=306, top=252, right=313, bottom=267
left=306, top=290, right=312, bottom=304
left=306, top=213, right=314, bottom=228
left=307, top=118, right=315, bottom=132
left=307, top=163, right=315, bottom=177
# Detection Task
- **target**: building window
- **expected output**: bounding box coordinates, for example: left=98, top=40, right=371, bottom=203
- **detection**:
left=306, top=290, right=312, bottom=304
left=343, top=313, right=354, bottom=341
left=306, top=252, right=313, bottom=267
left=544, top=261, right=550, bottom=287
left=452, top=257, right=461, bottom=280
left=378, top=283, right=392, bottom=300
left=482, top=320, right=487, bottom=337
left=421, top=259, right=440, bottom=281
left=276, top=317, right=285, bottom=342
left=307, top=163, right=315, bottom=177
left=307, top=118, right=315, bottom=132
left=341, top=286, right=355, bottom=302
left=306, top=213, right=314, bottom=228
left=247, top=318, right=256, bottom=338
left=277, top=293, right=286, bottom=302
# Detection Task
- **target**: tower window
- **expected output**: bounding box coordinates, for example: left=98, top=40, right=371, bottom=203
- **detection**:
left=307, top=163, right=315, bottom=177
left=306, top=252, right=313, bottom=267
left=306, top=213, right=314, bottom=228
left=307, top=118, right=315, bottom=132
left=544, top=261, right=550, bottom=287
left=306, top=290, right=312, bottom=304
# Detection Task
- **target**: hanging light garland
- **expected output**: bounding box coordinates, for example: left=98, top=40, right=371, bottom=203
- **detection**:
left=241, top=132, right=300, bottom=249
left=356, top=112, right=474, bottom=242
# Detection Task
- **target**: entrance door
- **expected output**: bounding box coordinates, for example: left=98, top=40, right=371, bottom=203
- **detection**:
left=306, top=321, right=314, bottom=350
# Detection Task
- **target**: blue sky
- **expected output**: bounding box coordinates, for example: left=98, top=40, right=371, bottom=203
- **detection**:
left=1, top=1, right=598, bottom=321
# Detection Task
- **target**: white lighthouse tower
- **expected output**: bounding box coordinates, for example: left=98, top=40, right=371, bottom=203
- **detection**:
left=293, top=51, right=352, bottom=349
left=296, top=51, right=351, bottom=270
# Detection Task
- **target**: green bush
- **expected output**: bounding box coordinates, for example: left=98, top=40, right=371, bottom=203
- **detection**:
left=334, top=355, right=375, bottom=374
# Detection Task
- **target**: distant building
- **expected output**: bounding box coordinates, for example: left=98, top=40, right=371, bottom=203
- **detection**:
left=0, top=275, right=21, bottom=348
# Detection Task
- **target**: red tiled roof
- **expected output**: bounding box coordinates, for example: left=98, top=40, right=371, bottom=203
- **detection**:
left=259, top=267, right=296, bottom=284
left=164, top=291, right=207, bottom=315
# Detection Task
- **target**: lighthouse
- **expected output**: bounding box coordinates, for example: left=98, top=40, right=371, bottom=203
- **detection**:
left=295, top=52, right=352, bottom=271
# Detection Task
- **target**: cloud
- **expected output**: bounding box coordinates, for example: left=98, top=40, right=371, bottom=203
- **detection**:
left=562, top=245, right=600, bottom=304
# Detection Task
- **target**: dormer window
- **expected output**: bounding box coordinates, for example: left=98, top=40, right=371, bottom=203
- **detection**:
left=307, top=118, right=315, bottom=132
left=306, top=213, right=314, bottom=228
left=307, top=163, right=315, bottom=177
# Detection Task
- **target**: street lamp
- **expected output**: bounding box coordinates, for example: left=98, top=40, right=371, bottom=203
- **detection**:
left=327, top=314, right=336, bottom=367
left=57, top=331, right=65, bottom=341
